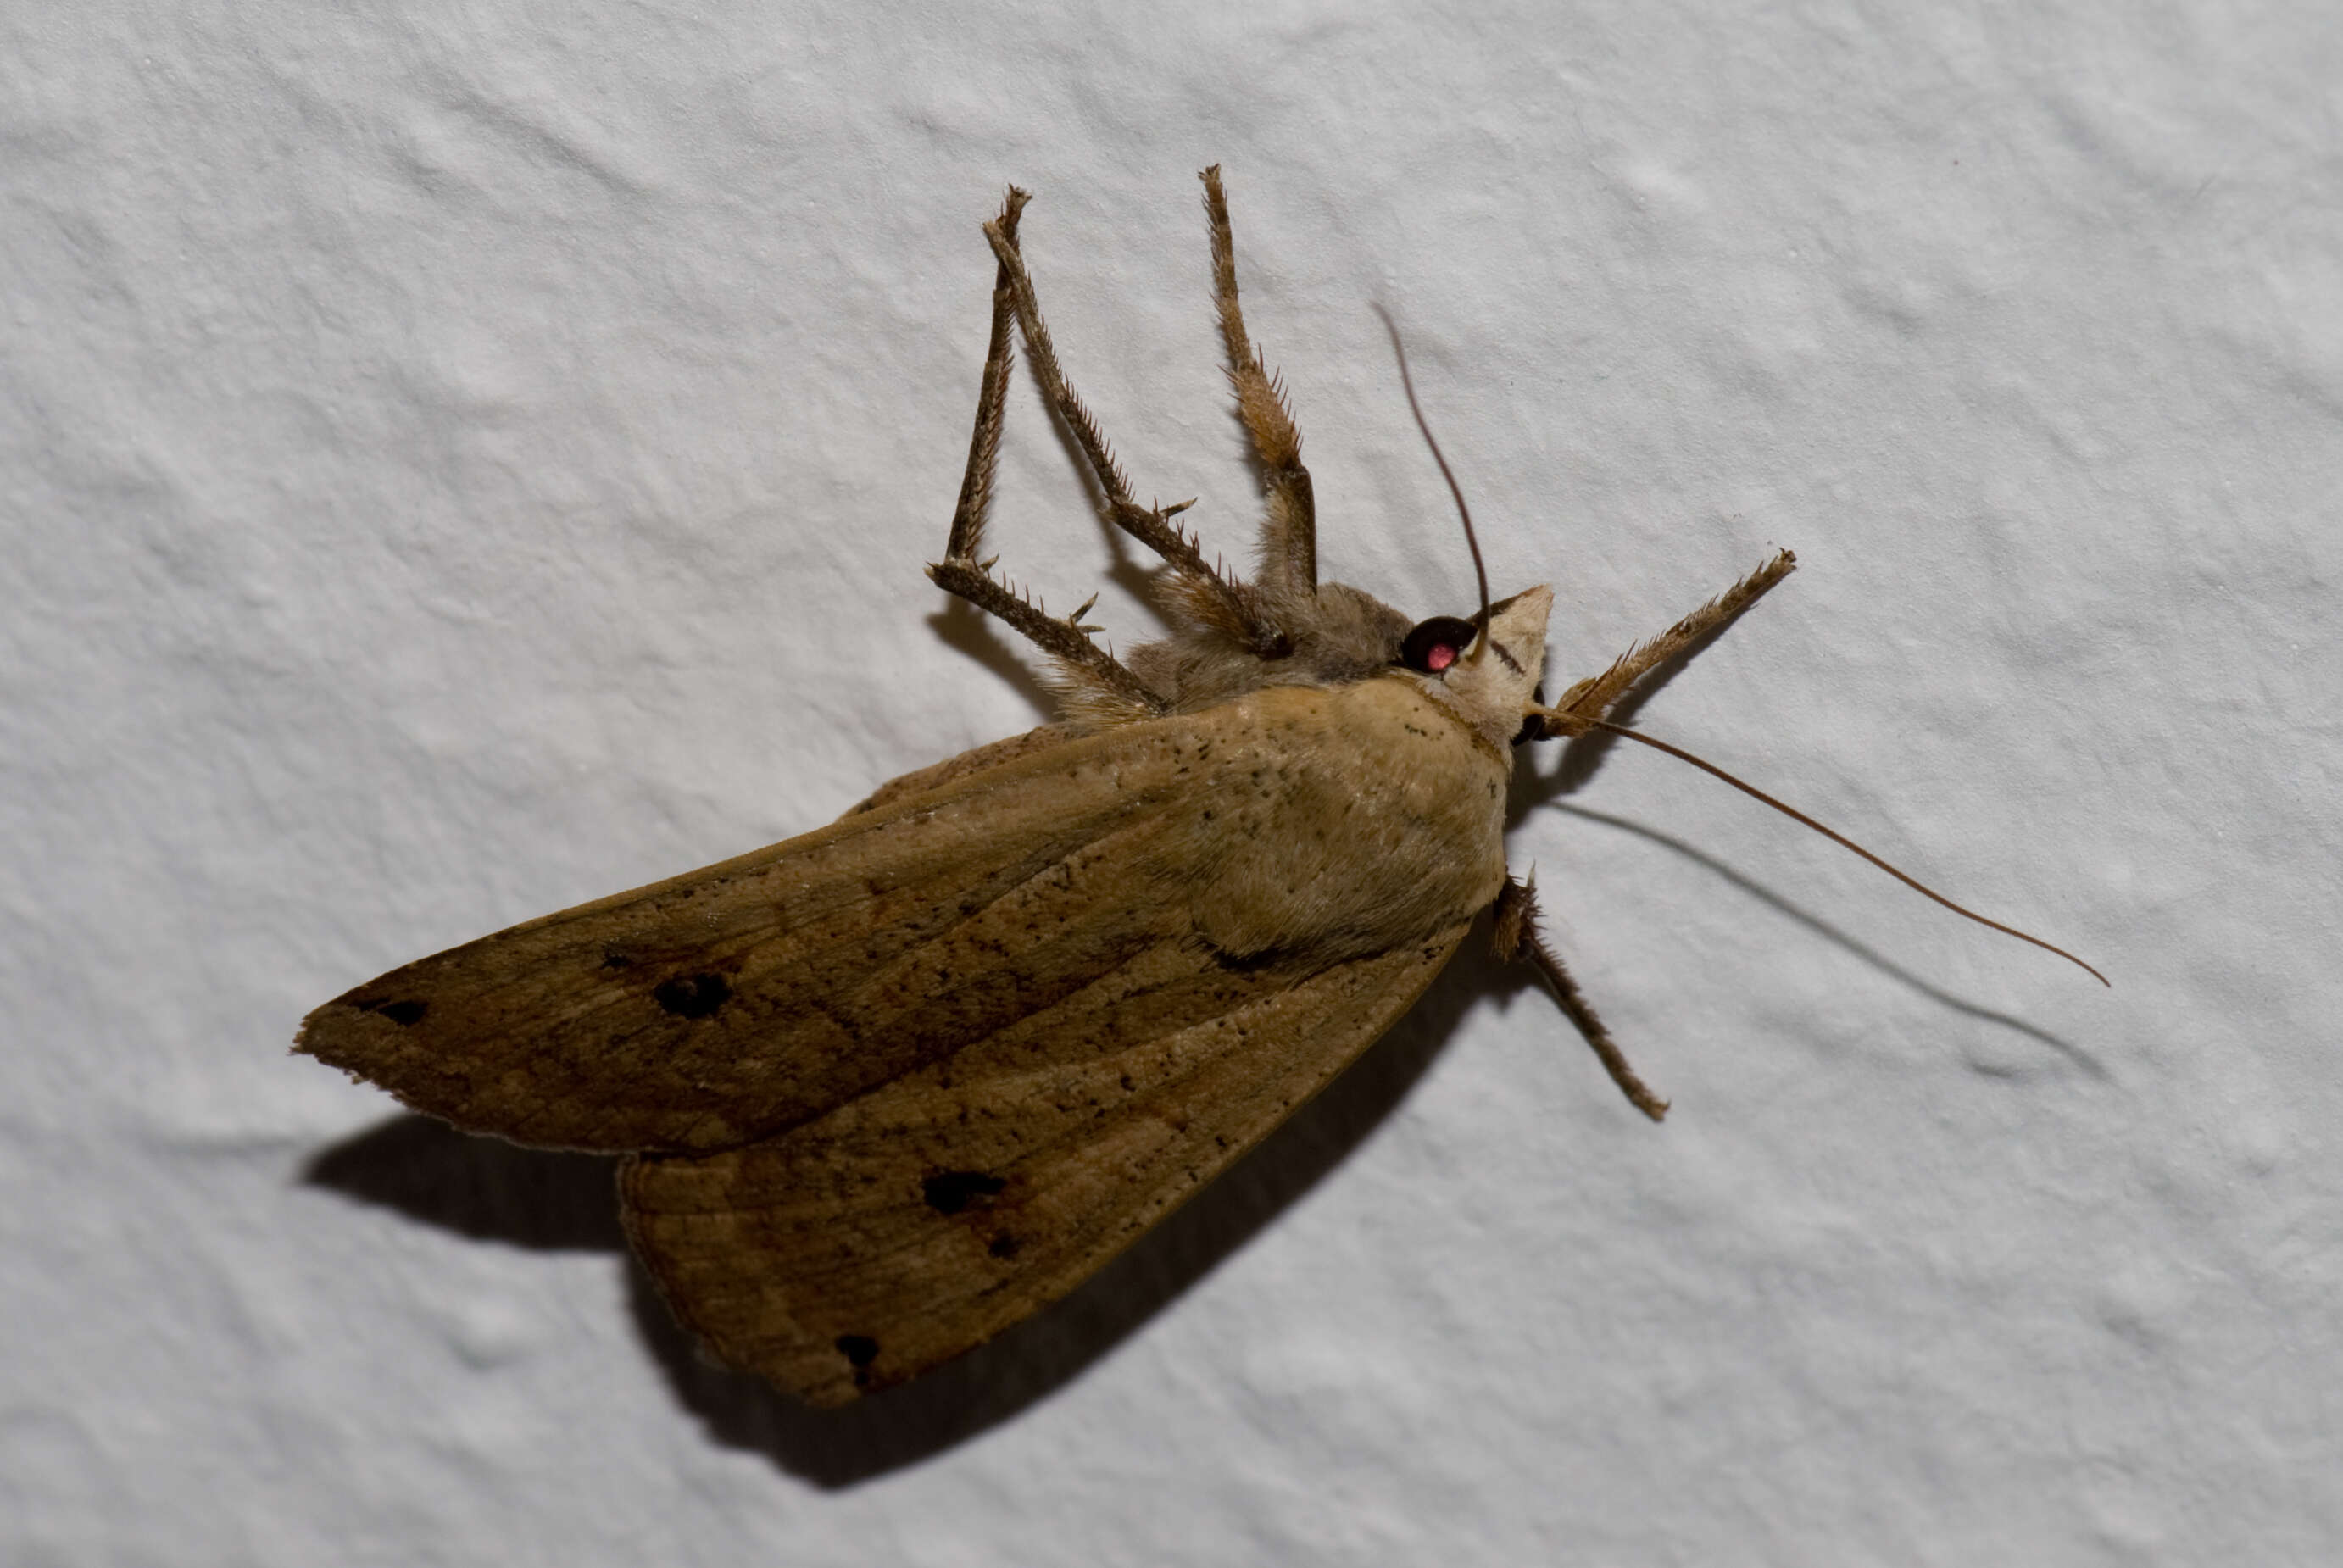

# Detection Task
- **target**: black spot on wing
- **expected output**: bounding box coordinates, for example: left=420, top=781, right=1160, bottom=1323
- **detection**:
left=835, top=1332, right=880, bottom=1387
left=652, top=973, right=731, bottom=1019
left=356, top=998, right=428, bottom=1026
left=921, top=1170, right=1008, bottom=1215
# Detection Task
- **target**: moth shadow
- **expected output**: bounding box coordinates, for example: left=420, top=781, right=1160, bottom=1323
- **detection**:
left=302, top=1115, right=625, bottom=1252
left=626, top=932, right=1518, bottom=1485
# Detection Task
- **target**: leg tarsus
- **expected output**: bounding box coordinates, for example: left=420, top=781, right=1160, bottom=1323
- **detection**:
left=943, top=187, right=1030, bottom=565
left=1493, top=874, right=1669, bottom=1121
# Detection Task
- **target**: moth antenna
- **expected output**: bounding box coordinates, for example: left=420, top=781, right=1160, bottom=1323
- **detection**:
left=1561, top=715, right=2110, bottom=987
left=1375, top=306, right=1491, bottom=658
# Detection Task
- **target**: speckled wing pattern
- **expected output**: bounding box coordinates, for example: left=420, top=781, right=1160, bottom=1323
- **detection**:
left=299, top=719, right=1210, bottom=1156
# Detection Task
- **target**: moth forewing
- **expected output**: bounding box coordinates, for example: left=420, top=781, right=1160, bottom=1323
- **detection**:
left=299, top=680, right=1505, bottom=1151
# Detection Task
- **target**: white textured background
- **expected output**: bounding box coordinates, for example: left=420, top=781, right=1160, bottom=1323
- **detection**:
left=5, top=3, right=2338, bottom=1564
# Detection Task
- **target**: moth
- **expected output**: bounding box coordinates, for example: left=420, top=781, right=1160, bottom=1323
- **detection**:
left=299, top=169, right=2098, bottom=1406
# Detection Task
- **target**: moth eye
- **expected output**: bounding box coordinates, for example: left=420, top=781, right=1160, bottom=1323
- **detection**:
left=1400, top=616, right=1478, bottom=676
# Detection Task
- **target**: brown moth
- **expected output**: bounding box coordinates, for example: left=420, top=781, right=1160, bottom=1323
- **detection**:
left=299, top=168, right=2097, bottom=1407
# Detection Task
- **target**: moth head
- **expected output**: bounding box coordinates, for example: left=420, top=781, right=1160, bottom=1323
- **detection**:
left=1400, top=585, right=1552, bottom=750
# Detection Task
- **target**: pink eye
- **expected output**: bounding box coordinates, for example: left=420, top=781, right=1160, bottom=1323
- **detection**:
left=1400, top=615, right=1477, bottom=676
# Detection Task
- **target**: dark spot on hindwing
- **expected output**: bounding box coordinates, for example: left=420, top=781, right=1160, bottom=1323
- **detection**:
left=921, top=1170, right=1008, bottom=1215
left=599, top=950, right=633, bottom=970
left=652, top=973, right=732, bottom=1019
left=988, top=1234, right=1021, bottom=1259
left=355, top=998, right=428, bottom=1026
left=835, top=1333, right=880, bottom=1387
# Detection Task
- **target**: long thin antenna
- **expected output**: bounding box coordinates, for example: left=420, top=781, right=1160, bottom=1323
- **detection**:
left=1578, top=717, right=2109, bottom=986
left=1374, top=306, right=1490, bottom=648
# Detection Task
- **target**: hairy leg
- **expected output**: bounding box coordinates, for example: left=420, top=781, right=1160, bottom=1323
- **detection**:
left=929, top=187, right=1166, bottom=718
left=979, top=198, right=1288, bottom=656
left=1493, top=873, right=1668, bottom=1120
left=1200, top=164, right=1316, bottom=597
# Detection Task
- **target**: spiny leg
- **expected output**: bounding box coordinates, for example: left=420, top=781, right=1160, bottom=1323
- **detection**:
left=980, top=204, right=1133, bottom=512
left=930, top=188, right=1166, bottom=718
left=1200, top=164, right=1316, bottom=597
left=1492, top=874, right=1668, bottom=1121
left=1546, top=549, right=1797, bottom=729
left=979, top=204, right=1289, bottom=657
left=942, top=186, right=1029, bottom=566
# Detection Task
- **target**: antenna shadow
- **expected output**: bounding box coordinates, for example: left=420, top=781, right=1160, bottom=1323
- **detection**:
left=1538, top=801, right=2106, bottom=1077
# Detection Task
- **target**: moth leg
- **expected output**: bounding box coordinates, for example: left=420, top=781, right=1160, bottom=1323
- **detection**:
left=1199, top=164, right=1316, bottom=597
left=1492, top=873, right=1669, bottom=1121
left=940, top=186, right=1029, bottom=569
left=1548, top=548, right=1798, bottom=728
left=930, top=189, right=1169, bottom=718
left=978, top=198, right=1292, bottom=659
